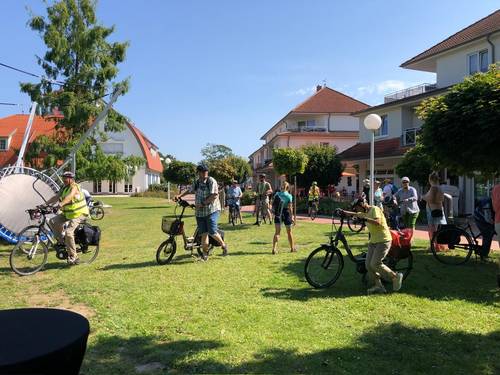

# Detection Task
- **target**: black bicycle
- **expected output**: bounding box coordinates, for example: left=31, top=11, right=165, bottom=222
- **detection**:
left=227, top=199, right=242, bottom=226
left=431, top=215, right=494, bottom=265
left=89, top=200, right=104, bottom=220
left=304, top=209, right=413, bottom=289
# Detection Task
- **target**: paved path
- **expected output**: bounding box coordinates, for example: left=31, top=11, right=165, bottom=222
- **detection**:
left=240, top=205, right=500, bottom=251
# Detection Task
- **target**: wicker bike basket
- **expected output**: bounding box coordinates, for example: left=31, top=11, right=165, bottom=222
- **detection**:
left=161, top=217, right=183, bottom=235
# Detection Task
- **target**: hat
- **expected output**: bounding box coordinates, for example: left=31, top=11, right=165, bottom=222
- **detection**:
left=402, top=176, right=410, bottom=183
left=312, top=181, right=317, bottom=185
left=259, top=173, right=266, bottom=178
left=196, top=163, right=209, bottom=172
left=374, top=180, right=380, bottom=184
left=384, top=178, right=391, bottom=183
left=231, top=179, right=238, bottom=184
left=362, top=178, right=370, bottom=184
left=62, top=171, right=75, bottom=179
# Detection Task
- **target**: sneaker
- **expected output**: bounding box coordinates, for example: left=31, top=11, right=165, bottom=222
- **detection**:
left=67, top=258, right=80, bottom=265
left=393, top=272, right=403, bottom=292
left=253, top=222, right=260, bottom=226
left=367, top=286, right=386, bottom=295
left=222, top=244, right=228, bottom=256
left=200, top=252, right=209, bottom=262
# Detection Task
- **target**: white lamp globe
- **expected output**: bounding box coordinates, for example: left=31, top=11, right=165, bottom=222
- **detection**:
left=364, top=114, right=382, bottom=130
left=164, top=157, right=172, bottom=166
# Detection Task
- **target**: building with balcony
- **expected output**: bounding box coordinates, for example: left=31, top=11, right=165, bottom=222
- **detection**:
left=339, top=10, right=500, bottom=213
left=249, top=85, right=369, bottom=192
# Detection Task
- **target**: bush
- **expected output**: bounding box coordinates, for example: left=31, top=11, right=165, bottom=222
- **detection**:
left=132, top=191, right=169, bottom=198
left=295, top=197, right=350, bottom=215
left=147, top=183, right=179, bottom=196
left=241, top=190, right=256, bottom=206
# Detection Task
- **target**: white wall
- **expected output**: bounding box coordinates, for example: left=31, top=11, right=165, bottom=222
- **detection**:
left=436, top=34, right=500, bottom=88
left=330, top=115, right=359, bottom=131
left=98, top=123, right=143, bottom=158
left=358, top=107, right=403, bottom=143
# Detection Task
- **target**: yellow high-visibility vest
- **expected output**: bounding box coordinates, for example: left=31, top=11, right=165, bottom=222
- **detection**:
left=60, top=183, right=89, bottom=219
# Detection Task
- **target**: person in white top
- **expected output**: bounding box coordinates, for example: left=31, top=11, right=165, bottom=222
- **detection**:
left=81, top=188, right=92, bottom=206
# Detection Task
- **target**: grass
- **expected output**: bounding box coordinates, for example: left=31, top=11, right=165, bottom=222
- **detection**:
left=0, top=197, right=499, bottom=374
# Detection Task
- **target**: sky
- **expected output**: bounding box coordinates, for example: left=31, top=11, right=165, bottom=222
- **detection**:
left=1, top=0, right=498, bottom=162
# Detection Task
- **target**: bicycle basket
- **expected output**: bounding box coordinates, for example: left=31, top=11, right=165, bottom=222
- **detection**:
left=435, top=225, right=461, bottom=245
left=162, top=217, right=183, bottom=235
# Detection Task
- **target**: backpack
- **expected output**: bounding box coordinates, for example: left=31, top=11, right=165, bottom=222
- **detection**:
left=272, top=193, right=286, bottom=216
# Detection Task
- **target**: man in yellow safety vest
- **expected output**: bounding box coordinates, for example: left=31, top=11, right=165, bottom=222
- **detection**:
left=47, top=171, right=89, bottom=265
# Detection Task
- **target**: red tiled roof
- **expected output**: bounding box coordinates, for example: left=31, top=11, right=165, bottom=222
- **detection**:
left=291, top=87, right=370, bottom=114
left=0, top=114, right=58, bottom=167
left=128, top=124, right=163, bottom=173
left=401, top=10, right=500, bottom=68
left=338, top=137, right=411, bottom=161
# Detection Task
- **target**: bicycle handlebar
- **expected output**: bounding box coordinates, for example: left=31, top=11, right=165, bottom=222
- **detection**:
left=174, top=197, right=195, bottom=209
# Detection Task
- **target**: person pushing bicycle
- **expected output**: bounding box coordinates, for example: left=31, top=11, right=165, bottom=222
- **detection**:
left=254, top=173, right=273, bottom=226
left=227, top=179, right=243, bottom=224
left=308, top=181, right=320, bottom=217
left=45, top=171, right=89, bottom=265
left=340, top=195, right=403, bottom=294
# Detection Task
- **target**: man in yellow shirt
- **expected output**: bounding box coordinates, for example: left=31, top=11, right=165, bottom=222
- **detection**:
left=307, top=181, right=320, bottom=218
left=342, top=196, right=403, bottom=294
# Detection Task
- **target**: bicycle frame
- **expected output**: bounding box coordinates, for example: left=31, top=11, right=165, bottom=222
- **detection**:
left=328, top=216, right=361, bottom=264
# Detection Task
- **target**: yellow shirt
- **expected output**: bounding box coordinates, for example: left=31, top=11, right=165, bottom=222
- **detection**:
left=358, top=206, right=391, bottom=244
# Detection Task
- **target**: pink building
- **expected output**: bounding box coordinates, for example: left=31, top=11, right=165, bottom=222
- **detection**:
left=249, top=85, right=369, bottom=192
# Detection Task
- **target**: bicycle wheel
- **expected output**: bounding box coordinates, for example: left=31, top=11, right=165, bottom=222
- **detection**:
left=90, top=206, right=104, bottom=220
left=156, top=238, right=177, bottom=265
left=304, top=247, right=344, bottom=288
left=348, top=217, right=365, bottom=233
left=229, top=207, right=236, bottom=226
left=10, top=226, right=49, bottom=276
left=310, top=204, right=317, bottom=221
left=77, top=243, right=100, bottom=264
left=431, top=226, right=473, bottom=265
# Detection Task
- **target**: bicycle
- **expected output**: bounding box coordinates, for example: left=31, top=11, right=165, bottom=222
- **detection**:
left=9, top=206, right=100, bottom=276
left=431, top=215, right=494, bottom=265
left=89, top=200, right=105, bottom=220
left=308, top=198, right=319, bottom=220
left=255, top=194, right=272, bottom=225
left=227, top=199, right=242, bottom=226
left=304, top=209, right=413, bottom=289
left=156, top=198, right=224, bottom=264
left=346, top=216, right=366, bottom=233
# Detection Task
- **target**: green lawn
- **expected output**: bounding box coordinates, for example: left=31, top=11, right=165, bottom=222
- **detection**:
left=0, top=197, right=499, bottom=374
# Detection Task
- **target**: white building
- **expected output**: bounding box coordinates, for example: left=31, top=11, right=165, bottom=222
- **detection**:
left=250, top=85, right=369, bottom=193
left=81, top=121, right=163, bottom=194
left=339, top=10, right=500, bottom=213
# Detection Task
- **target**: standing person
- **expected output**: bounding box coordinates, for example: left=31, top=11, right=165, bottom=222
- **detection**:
left=422, top=172, right=447, bottom=252
left=491, top=181, right=500, bottom=286
left=272, top=181, right=295, bottom=254
left=395, top=177, right=420, bottom=229
left=373, top=180, right=383, bottom=209
left=362, top=179, right=370, bottom=203
left=176, top=163, right=228, bottom=260
left=473, top=196, right=495, bottom=260
left=46, top=171, right=89, bottom=265
left=341, top=196, right=403, bottom=294
left=227, top=179, right=243, bottom=224
left=254, top=174, right=273, bottom=225
left=382, top=178, right=394, bottom=200
left=307, top=181, right=320, bottom=217
left=81, top=187, right=92, bottom=207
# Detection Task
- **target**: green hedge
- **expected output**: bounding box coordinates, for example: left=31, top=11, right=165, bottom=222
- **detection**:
left=132, top=191, right=169, bottom=198
left=295, top=198, right=350, bottom=215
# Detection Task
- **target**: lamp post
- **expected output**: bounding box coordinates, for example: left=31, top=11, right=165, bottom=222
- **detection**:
left=164, top=157, right=172, bottom=201
left=363, top=114, right=382, bottom=205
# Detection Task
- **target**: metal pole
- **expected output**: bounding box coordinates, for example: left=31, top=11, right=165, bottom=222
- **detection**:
left=294, top=175, right=297, bottom=224
left=167, top=181, right=171, bottom=201
left=15, top=102, right=38, bottom=170
left=370, top=130, right=375, bottom=205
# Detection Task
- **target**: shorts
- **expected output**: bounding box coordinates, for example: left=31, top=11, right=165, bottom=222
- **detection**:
left=274, top=209, right=293, bottom=226
left=196, top=211, right=220, bottom=235
left=308, top=199, right=319, bottom=207
left=256, top=197, right=270, bottom=210
left=426, top=207, right=447, bottom=226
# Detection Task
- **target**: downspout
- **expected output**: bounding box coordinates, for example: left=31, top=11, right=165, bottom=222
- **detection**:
left=486, top=32, right=496, bottom=64
left=327, top=113, right=331, bottom=131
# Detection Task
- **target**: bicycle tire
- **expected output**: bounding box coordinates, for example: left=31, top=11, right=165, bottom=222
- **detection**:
left=90, top=206, right=105, bottom=220
left=78, top=243, right=100, bottom=264
left=230, top=208, right=236, bottom=226
left=156, top=238, right=177, bottom=265
left=304, top=246, right=344, bottom=289
left=10, top=226, right=49, bottom=276
left=431, top=226, right=473, bottom=265
left=348, top=217, right=365, bottom=233
left=361, top=252, right=414, bottom=287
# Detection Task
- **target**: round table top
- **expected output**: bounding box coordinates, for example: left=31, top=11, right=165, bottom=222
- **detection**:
left=0, top=308, right=90, bottom=367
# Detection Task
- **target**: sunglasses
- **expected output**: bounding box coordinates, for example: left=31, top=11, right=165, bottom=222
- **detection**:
left=402, top=181, right=409, bottom=184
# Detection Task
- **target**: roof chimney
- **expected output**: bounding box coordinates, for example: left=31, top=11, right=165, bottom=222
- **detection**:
left=316, top=85, right=322, bottom=92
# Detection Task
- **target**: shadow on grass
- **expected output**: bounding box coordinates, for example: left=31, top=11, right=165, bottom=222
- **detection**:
left=0, top=260, right=69, bottom=275
left=264, top=247, right=500, bottom=305
left=84, top=323, right=500, bottom=374
left=125, top=206, right=170, bottom=210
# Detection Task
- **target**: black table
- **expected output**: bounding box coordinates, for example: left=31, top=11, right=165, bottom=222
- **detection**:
left=0, top=308, right=90, bottom=375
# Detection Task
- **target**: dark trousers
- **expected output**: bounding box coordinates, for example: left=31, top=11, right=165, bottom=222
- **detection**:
left=474, top=218, right=495, bottom=257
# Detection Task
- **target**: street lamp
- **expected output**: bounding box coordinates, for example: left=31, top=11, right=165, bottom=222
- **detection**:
left=363, top=114, right=382, bottom=205
left=164, top=157, right=172, bottom=201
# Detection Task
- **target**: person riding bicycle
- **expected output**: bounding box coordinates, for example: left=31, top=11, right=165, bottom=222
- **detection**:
left=341, top=195, right=403, bottom=294
left=254, top=173, right=273, bottom=225
left=45, top=171, right=89, bottom=265
left=227, top=179, right=243, bottom=223
left=175, top=163, right=228, bottom=260
left=82, top=188, right=92, bottom=207
left=307, top=181, right=320, bottom=217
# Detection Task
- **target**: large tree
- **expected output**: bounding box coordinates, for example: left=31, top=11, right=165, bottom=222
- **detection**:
left=201, top=143, right=234, bottom=163
left=164, top=160, right=197, bottom=185
left=272, top=148, right=308, bottom=178
left=296, top=145, right=344, bottom=188
left=395, top=140, right=435, bottom=188
left=417, top=65, right=500, bottom=176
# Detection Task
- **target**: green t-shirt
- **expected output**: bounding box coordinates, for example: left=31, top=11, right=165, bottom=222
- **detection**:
left=277, top=191, right=293, bottom=206
left=359, top=206, right=391, bottom=244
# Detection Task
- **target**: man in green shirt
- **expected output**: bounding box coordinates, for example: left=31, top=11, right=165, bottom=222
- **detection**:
left=254, top=174, right=273, bottom=226
left=342, top=196, right=403, bottom=294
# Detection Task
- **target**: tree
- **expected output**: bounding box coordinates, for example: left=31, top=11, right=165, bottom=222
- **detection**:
left=201, top=143, right=234, bottom=162
left=164, top=160, right=197, bottom=185
left=225, top=156, right=252, bottom=183
left=395, top=140, right=435, bottom=187
left=417, top=65, right=500, bottom=176
left=296, top=145, right=344, bottom=188
left=272, top=148, right=308, bottom=178
left=21, top=0, right=129, bottom=135
left=208, top=158, right=237, bottom=185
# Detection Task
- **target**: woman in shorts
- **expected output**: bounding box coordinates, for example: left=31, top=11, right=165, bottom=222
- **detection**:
left=272, top=181, right=295, bottom=254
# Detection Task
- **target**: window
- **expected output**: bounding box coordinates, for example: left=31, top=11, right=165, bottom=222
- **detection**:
left=108, top=181, right=116, bottom=193
left=347, top=177, right=352, bottom=187
left=0, top=138, right=7, bottom=151
left=404, top=128, right=417, bottom=145
left=298, top=121, right=306, bottom=128
left=93, top=180, right=102, bottom=193
left=468, top=50, right=489, bottom=75
left=101, top=143, right=124, bottom=154
left=375, top=115, right=388, bottom=137
left=124, top=179, right=133, bottom=193
left=306, top=119, right=316, bottom=128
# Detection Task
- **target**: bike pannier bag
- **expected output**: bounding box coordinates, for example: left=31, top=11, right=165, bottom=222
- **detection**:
left=76, top=223, right=101, bottom=246
left=435, top=225, right=460, bottom=245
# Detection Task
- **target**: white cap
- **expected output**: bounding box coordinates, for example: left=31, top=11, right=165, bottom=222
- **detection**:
left=402, top=176, right=410, bottom=182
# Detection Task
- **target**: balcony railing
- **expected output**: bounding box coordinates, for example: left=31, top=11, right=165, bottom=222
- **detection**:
left=285, top=126, right=327, bottom=133
left=384, top=83, right=437, bottom=103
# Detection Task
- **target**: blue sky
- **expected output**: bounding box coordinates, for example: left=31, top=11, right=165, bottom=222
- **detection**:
left=1, top=1, right=498, bottom=162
